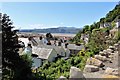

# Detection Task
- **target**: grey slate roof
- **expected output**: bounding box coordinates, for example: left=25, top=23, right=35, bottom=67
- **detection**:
left=62, top=43, right=85, bottom=50
left=68, top=44, right=84, bottom=50
left=32, top=47, right=54, bottom=59
left=37, top=45, right=65, bottom=55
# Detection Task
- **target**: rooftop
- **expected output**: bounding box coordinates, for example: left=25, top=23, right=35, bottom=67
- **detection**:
left=32, top=47, right=54, bottom=59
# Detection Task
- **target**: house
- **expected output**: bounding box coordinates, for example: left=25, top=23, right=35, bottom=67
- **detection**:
left=63, top=48, right=70, bottom=57
left=63, top=44, right=85, bottom=55
left=32, top=57, right=42, bottom=68
left=33, top=37, right=45, bottom=45
left=32, top=47, right=57, bottom=62
left=104, top=22, right=111, bottom=27
left=100, top=23, right=104, bottom=28
left=18, top=38, right=29, bottom=47
left=28, top=37, right=38, bottom=46
left=38, top=45, right=66, bottom=57
left=80, top=34, right=89, bottom=44
left=115, top=19, right=120, bottom=28
left=100, top=22, right=111, bottom=28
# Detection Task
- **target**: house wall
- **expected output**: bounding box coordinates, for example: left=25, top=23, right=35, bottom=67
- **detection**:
left=65, top=49, right=70, bottom=57
left=104, top=23, right=111, bottom=27
left=100, top=23, right=104, bottom=28
left=70, top=50, right=80, bottom=55
left=48, top=49, right=57, bottom=62
left=18, top=38, right=29, bottom=47
left=116, top=21, right=120, bottom=28
left=60, top=47, right=66, bottom=57
left=32, top=57, right=42, bottom=68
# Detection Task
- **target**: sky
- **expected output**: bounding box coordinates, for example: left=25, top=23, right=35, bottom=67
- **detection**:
left=1, top=2, right=118, bottom=29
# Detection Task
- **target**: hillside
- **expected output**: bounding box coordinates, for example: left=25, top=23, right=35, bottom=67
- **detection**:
left=19, top=27, right=82, bottom=34
left=72, top=3, right=120, bottom=43
left=36, top=3, right=120, bottom=79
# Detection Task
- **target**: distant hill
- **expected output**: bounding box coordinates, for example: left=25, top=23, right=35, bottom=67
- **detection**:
left=19, top=27, right=82, bottom=34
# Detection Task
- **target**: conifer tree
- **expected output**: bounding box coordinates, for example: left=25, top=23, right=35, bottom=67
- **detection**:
left=2, top=13, right=34, bottom=80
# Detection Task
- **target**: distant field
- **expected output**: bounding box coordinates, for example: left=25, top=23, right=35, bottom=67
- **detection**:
left=41, top=33, right=76, bottom=37
left=18, top=32, right=76, bottom=37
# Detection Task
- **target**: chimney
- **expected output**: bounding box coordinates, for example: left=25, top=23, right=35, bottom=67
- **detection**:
left=65, top=43, right=68, bottom=48
left=47, top=40, right=51, bottom=45
left=58, top=41, right=61, bottom=46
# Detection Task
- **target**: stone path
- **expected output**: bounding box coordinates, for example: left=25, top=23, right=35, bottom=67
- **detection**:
left=83, top=42, right=120, bottom=78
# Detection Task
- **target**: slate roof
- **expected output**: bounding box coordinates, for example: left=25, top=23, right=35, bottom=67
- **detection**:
left=38, top=45, right=65, bottom=55
left=62, top=43, right=85, bottom=50
left=32, top=47, right=54, bottom=59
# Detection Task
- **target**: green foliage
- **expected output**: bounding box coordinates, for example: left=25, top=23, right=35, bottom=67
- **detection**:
left=20, top=54, right=33, bottom=68
left=111, top=21, right=116, bottom=28
left=105, top=3, right=120, bottom=22
left=114, top=29, right=120, bottom=41
left=87, top=27, right=115, bottom=55
left=38, top=50, right=88, bottom=79
left=83, top=25, right=90, bottom=33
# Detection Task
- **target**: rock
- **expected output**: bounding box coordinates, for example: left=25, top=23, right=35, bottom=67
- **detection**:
left=118, top=41, right=120, bottom=43
left=107, top=49, right=114, bottom=53
left=57, top=76, right=67, bottom=80
left=102, top=50, right=110, bottom=58
left=99, top=51, right=104, bottom=54
left=109, top=46, right=115, bottom=50
left=83, top=65, right=99, bottom=72
left=94, top=55, right=107, bottom=62
left=70, top=66, right=84, bottom=78
left=105, top=67, right=118, bottom=76
left=105, top=36, right=109, bottom=38
left=102, top=75, right=119, bottom=79
left=114, top=43, right=119, bottom=47
left=99, top=51, right=106, bottom=56
left=86, top=58, right=104, bottom=67
left=103, top=50, right=107, bottom=53
left=83, top=72, right=103, bottom=78
left=114, top=51, right=118, bottom=54
left=114, top=44, right=119, bottom=51
left=109, top=55, right=114, bottom=59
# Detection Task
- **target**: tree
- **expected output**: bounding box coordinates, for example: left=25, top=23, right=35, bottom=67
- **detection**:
left=46, top=33, right=53, bottom=40
left=2, top=14, right=35, bottom=80
left=83, top=25, right=89, bottom=33
left=100, top=18, right=105, bottom=23
left=111, top=21, right=116, bottom=28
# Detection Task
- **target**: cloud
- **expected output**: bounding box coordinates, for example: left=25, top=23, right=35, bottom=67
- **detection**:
left=13, top=24, right=47, bottom=29
left=30, top=24, right=44, bottom=29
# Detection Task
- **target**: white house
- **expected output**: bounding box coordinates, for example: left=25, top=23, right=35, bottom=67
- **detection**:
left=104, top=22, right=111, bottom=27
left=80, top=34, right=89, bottom=44
left=100, top=22, right=111, bottom=28
left=18, top=38, right=29, bottom=47
left=32, top=47, right=57, bottom=62
left=38, top=45, right=66, bottom=57
left=115, top=19, right=120, bottom=28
